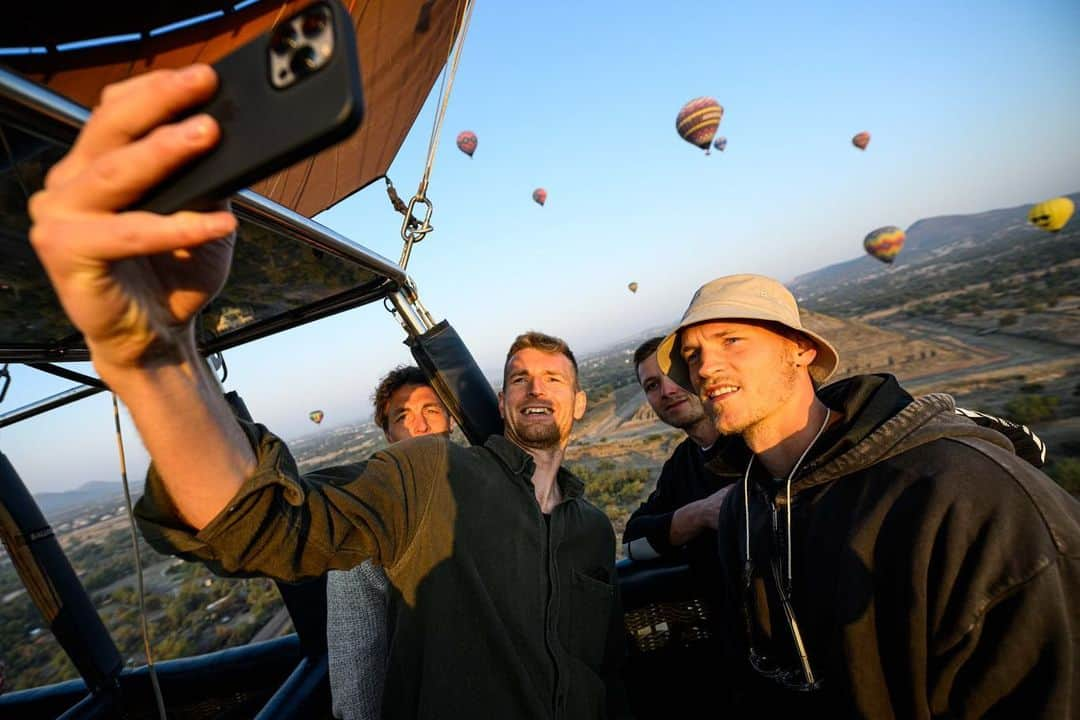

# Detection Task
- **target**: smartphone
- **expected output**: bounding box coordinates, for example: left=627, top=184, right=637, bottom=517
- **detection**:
left=136, top=0, right=363, bottom=214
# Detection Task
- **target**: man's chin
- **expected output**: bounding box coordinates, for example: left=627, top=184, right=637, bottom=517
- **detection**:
left=516, top=426, right=562, bottom=450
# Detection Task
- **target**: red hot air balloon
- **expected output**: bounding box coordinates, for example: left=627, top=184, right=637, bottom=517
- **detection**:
left=456, top=130, right=477, bottom=157
left=852, top=131, right=871, bottom=150
left=863, top=226, right=905, bottom=264
left=532, top=188, right=547, bottom=206
left=676, top=97, right=723, bottom=153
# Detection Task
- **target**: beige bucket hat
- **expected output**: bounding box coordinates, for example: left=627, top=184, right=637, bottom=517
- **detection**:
left=656, top=274, right=839, bottom=390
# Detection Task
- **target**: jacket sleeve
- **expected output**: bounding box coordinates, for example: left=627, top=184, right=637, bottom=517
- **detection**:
left=134, top=420, right=447, bottom=582
left=622, top=456, right=680, bottom=557
left=929, top=557, right=1077, bottom=718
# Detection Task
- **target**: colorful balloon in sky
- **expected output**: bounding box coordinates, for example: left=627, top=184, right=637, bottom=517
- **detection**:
left=863, top=226, right=905, bottom=264
left=532, top=188, right=547, bottom=206
left=456, top=130, right=477, bottom=157
left=852, top=131, right=871, bottom=150
left=676, top=97, right=723, bottom=153
left=1028, top=197, right=1075, bottom=233
left=713, top=136, right=727, bottom=152
left=309, top=410, right=325, bottom=425
left=628, top=282, right=638, bottom=294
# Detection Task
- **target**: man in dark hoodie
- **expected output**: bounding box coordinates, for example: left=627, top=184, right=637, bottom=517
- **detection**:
left=655, top=273, right=1080, bottom=717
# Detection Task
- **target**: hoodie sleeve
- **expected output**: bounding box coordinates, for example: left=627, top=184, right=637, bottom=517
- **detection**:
left=134, top=420, right=447, bottom=582
left=622, top=454, right=680, bottom=557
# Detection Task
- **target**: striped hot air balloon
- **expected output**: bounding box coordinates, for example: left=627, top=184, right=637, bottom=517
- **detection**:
left=532, top=188, right=547, bottom=206
left=863, top=226, right=905, bottom=264
left=456, top=130, right=477, bottom=157
left=676, top=97, right=723, bottom=153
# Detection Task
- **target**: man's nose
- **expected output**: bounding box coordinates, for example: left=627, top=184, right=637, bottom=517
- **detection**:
left=527, top=377, right=545, bottom=396
left=660, top=375, right=683, bottom=398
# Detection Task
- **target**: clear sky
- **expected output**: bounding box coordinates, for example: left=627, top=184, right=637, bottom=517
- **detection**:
left=4, top=0, right=1079, bottom=493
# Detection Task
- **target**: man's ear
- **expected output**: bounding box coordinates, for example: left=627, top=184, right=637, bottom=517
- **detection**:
left=573, top=389, right=587, bottom=421
left=497, top=390, right=506, bottom=420
left=793, top=337, right=818, bottom=368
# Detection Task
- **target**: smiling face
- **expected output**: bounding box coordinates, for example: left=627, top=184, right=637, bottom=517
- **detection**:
left=499, top=347, right=587, bottom=451
left=679, top=320, right=815, bottom=438
left=637, top=352, right=707, bottom=430
left=383, top=383, right=452, bottom=443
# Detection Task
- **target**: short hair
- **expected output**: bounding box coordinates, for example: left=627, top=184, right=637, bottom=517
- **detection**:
left=632, top=336, right=665, bottom=380
left=372, top=365, right=431, bottom=432
left=503, top=331, right=579, bottom=390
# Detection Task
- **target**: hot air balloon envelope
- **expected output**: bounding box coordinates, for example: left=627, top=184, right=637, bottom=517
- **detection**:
left=713, top=136, right=727, bottom=152
left=863, top=226, right=905, bottom=264
left=532, top=188, right=547, bottom=206
left=852, top=132, right=871, bottom=150
left=1028, top=197, right=1075, bottom=232
left=676, top=97, right=723, bottom=152
left=628, top=282, right=638, bottom=293
left=456, top=130, right=477, bottom=157
left=309, top=410, right=325, bottom=425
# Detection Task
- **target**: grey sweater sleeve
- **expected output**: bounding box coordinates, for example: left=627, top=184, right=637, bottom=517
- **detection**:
left=327, top=561, right=390, bottom=720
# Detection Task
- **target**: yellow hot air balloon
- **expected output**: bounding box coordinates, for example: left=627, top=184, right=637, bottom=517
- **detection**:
left=1028, top=197, right=1075, bottom=233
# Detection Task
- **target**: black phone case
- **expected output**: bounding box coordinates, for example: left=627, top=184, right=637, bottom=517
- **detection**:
left=136, top=0, right=363, bottom=215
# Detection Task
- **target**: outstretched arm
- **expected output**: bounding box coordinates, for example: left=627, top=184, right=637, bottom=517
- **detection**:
left=29, top=66, right=252, bottom=529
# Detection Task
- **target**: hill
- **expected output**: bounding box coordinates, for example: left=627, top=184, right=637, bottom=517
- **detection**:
left=791, top=192, right=1080, bottom=321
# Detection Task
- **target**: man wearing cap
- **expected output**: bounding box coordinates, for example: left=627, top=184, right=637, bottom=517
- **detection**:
left=655, top=273, right=1080, bottom=716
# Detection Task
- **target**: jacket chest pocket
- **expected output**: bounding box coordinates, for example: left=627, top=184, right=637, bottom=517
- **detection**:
left=566, top=569, right=614, bottom=669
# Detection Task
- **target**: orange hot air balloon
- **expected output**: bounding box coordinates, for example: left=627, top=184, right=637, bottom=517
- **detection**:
left=852, top=131, right=871, bottom=150
left=532, top=188, right=547, bottom=206
left=676, top=97, right=723, bottom=153
left=863, top=226, right=905, bottom=264
left=456, top=130, right=477, bottom=157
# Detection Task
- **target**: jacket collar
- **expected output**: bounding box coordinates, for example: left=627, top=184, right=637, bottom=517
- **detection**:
left=483, top=434, right=585, bottom=499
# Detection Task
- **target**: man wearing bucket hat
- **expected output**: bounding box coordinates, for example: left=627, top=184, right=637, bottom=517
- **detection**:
left=656, top=274, right=1080, bottom=717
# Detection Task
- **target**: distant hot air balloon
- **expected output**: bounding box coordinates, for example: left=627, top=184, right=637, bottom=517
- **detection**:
left=309, top=410, right=325, bottom=425
left=863, top=226, right=905, bottom=264
left=1028, top=197, right=1075, bottom=233
left=676, top=97, right=723, bottom=153
left=713, top=136, right=727, bottom=152
left=532, top=188, right=547, bottom=206
left=456, top=130, right=477, bottom=157
left=628, top=282, right=638, bottom=294
left=852, top=132, right=871, bottom=150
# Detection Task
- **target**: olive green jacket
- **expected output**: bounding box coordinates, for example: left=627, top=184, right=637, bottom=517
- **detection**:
left=135, top=423, right=624, bottom=719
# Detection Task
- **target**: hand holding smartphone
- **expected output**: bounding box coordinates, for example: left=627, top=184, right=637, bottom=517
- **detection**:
left=136, top=0, right=364, bottom=214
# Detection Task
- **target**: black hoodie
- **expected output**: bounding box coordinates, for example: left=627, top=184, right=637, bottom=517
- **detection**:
left=708, top=374, right=1080, bottom=718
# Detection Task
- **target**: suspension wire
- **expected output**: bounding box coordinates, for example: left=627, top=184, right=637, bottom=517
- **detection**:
left=397, top=0, right=476, bottom=271
left=112, top=394, right=166, bottom=719
left=416, top=0, right=475, bottom=201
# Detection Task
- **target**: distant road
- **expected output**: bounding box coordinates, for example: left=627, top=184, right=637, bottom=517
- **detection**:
left=250, top=606, right=292, bottom=644
left=890, top=318, right=1076, bottom=388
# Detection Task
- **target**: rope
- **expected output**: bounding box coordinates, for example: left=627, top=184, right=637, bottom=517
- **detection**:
left=113, top=394, right=167, bottom=719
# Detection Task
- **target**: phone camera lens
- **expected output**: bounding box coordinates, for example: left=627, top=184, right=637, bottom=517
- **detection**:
left=290, top=47, right=319, bottom=77
left=301, top=9, right=329, bottom=37
left=271, top=25, right=298, bottom=54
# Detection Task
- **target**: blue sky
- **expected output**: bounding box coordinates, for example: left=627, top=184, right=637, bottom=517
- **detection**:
left=5, top=0, right=1080, bottom=492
